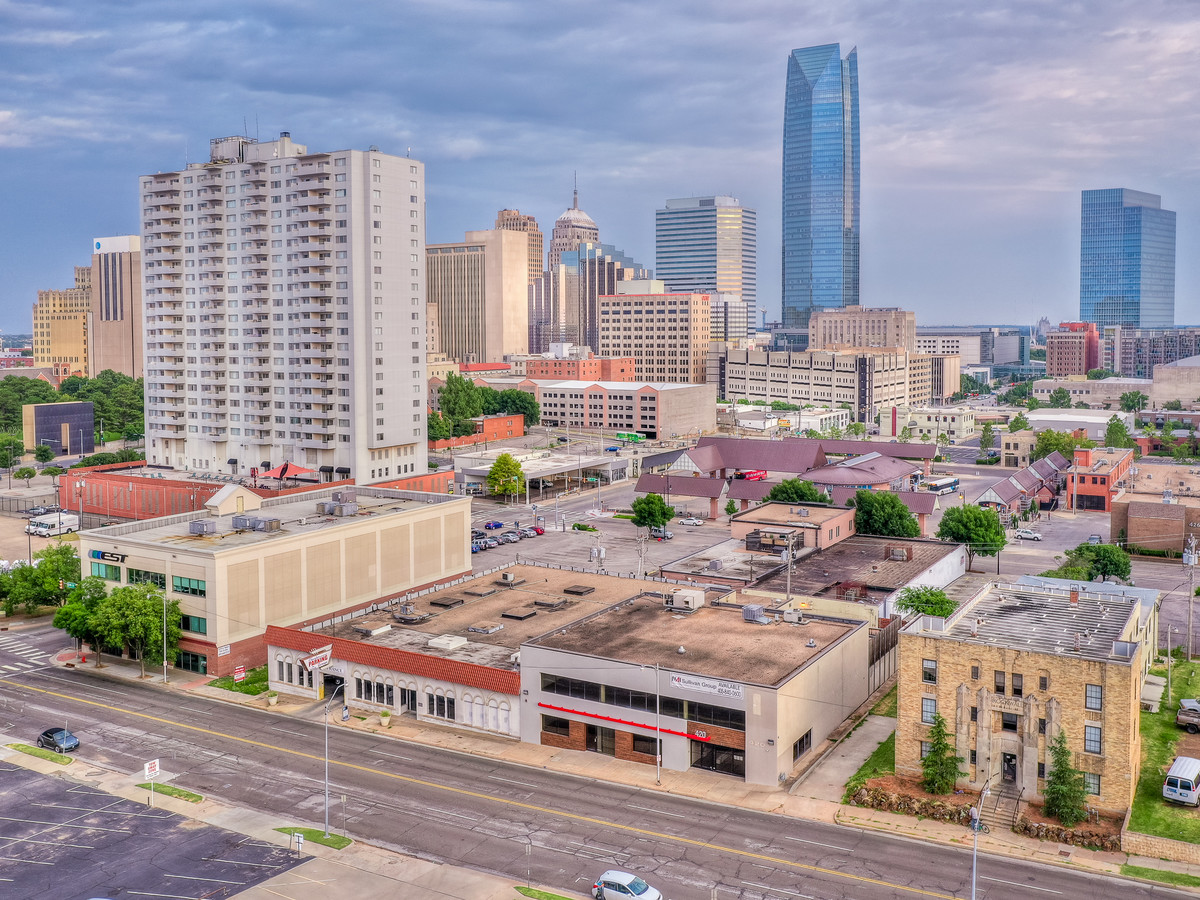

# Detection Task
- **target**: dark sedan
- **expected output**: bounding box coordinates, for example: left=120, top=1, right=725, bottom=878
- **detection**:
left=37, top=728, right=80, bottom=753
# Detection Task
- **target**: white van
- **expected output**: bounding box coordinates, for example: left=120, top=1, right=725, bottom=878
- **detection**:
left=1163, top=756, right=1200, bottom=806
left=25, top=513, right=80, bottom=537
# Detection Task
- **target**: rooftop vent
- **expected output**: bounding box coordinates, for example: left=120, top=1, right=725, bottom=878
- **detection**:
left=427, top=634, right=468, bottom=651
left=353, top=623, right=391, bottom=637
left=467, top=621, right=504, bottom=634
left=332, top=488, right=357, bottom=504
left=501, top=607, right=538, bottom=620
left=189, top=520, right=217, bottom=535
left=333, top=503, right=358, bottom=517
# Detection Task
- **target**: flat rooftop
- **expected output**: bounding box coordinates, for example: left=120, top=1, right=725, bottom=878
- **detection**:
left=754, top=535, right=963, bottom=600
left=320, top=566, right=722, bottom=670
left=732, top=502, right=849, bottom=528
left=660, top=538, right=786, bottom=583
left=88, top=486, right=465, bottom=551
left=529, top=593, right=858, bottom=686
left=914, top=581, right=1141, bottom=662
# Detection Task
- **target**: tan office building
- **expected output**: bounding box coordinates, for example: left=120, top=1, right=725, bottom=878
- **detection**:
left=809, top=307, right=917, bottom=353
left=494, top=209, right=544, bottom=286
left=33, top=266, right=91, bottom=378
left=89, top=235, right=144, bottom=378
left=427, top=229, right=531, bottom=362
left=597, top=288, right=711, bottom=384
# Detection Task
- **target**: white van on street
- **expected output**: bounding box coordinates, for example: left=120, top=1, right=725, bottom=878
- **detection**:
left=25, top=513, right=80, bottom=538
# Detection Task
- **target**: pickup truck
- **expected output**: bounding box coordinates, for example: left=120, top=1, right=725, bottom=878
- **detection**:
left=1176, top=700, right=1200, bottom=733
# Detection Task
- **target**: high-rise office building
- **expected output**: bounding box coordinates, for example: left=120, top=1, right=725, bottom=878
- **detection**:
left=598, top=282, right=711, bottom=384
left=809, top=307, right=916, bottom=353
left=33, top=265, right=90, bottom=378
left=655, top=196, right=756, bottom=332
left=1080, top=189, right=1176, bottom=328
left=140, top=132, right=427, bottom=483
left=494, top=209, right=544, bottom=286
left=546, top=190, right=599, bottom=268
left=90, top=235, right=144, bottom=378
left=782, top=43, right=860, bottom=331
left=427, top=229, right=530, bottom=363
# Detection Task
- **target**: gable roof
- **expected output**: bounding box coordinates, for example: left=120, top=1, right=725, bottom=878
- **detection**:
left=829, top=486, right=937, bottom=515
left=635, top=473, right=727, bottom=499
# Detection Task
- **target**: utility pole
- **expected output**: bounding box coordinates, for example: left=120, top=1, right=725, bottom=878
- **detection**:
left=1186, top=535, right=1197, bottom=660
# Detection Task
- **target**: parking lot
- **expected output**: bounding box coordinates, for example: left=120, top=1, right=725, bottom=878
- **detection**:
left=0, top=767, right=300, bottom=898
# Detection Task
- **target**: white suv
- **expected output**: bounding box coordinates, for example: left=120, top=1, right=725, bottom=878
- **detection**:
left=593, top=870, right=662, bottom=899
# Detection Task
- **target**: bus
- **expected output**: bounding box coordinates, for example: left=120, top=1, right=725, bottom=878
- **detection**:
left=615, top=432, right=645, bottom=443
left=925, top=476, right=960, bottom=495
left=735, top=469, right=768, bottom=481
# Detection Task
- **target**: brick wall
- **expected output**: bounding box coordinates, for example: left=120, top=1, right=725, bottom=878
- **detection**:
left=614, top=729, right=658, bottom=766
left=688, top=721, right=746, bottom=750
left=1122, top=829, right=1200, bottom=865
left=541, top=718, right=587, bottom=752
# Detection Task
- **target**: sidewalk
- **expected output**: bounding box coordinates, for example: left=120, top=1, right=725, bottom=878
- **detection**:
left=44, top=648, right=1200, bottom=892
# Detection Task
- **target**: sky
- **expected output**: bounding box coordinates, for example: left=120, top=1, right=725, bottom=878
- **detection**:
left=0, top=0, right=1197, bottom=335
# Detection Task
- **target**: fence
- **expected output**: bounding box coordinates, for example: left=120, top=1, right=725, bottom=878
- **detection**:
left=868, top=617, right=901, bottom=694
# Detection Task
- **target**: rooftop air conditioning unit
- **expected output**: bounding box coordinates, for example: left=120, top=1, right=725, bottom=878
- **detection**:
left=189, top=520, right=217, bottom=535
left=316, top=501, right=332, bottom=515
left=333, top=503, right=359, bottom=517
left=665, top=589, right=705, bottom=612
left=501, top=572, right=517, bottom=584
left=743, top=604, right=765, bottom=622
left=232, top=515, right=255, bottom=530
left=332, top=488, right=357, bottom=504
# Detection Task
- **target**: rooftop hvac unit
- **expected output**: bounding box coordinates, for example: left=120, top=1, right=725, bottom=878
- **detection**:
left=783, top=609, right=807, bottom=624
left=232, top=515, right=256, bottom=530
left=332, top=488, right=357, bottom=504
left=316, top=501, right=332, bottom=515
left=800, top=508, right=809, bottom=517
left=665, top=589, right=705, bottom=612
left=256, top=517, right=282, bottom=532
left=333, top=502, right=359, bottom=517
left=743, top=604, right=765, bottom=622
left=501, top=572, right=517, bottom=584
left=189, top=520, right=217, bottom=535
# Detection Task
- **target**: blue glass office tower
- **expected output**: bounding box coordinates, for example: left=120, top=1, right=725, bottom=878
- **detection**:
left=1080, top=189, right=1175, bottom=328
left=782, top=44, right=859, bottom=331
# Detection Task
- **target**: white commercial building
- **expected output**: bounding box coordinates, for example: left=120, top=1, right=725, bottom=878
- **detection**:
left=140, top=132, right=427, bottom=483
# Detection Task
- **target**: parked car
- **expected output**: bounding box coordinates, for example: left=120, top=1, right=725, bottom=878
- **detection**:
left=1177, top=701, right=1200, bottom=734
left=678, top=516, right=704, bottom=526
left=24, top=505, right=62, bottom=518
left=484, top=521, right=504, bottom=530
left=650, top=526, right=673, bottom=540
left=1014, top=529, right=1042, bottom=541
left=593, top=871, right=661, bottom=900
left=470, top=542, right=481, bottom=553
left=605, top=446, right=620, bottom=452
left=482, top=537, right=499, bottom=549
left=519, top=527, right=538, bottom=538
left=531, top=526, right=545, bottom=535
left=471, top=529, right=486, bottom=540
left=557, top=436, right=569, bottom=443
left=37, top=727, right=80, bottom=753
left=1088, top=534, right=1103, bottom=544
left=499, top=531, right=521, bottom=544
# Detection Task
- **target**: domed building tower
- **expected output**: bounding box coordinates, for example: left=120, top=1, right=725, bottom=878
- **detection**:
left=547, top=188, right=599, bottom=268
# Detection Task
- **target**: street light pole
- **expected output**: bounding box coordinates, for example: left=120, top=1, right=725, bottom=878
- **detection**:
left=162, top=593, right=169, bottom=684
left=970, top=777, right=991, bottom=900
left=324, top=681, right=346, bottom=837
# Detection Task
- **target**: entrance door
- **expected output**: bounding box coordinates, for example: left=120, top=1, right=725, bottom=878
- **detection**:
left=1002, top=752, right=1017, bottom=783
left=690, top=742, right=746, bottom=778
left=586, top=724, right=616, bottom=756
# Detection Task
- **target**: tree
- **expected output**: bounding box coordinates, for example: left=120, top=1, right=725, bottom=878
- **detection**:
left=823, top=424, right=844, bottom=440
left=1163, top=398, right=1184, bottom=411
left=854, top=490, right=920, bottom=538
left=846, top=421, right=866, bottom=439
left=497, top=389, right=541, bottom=426
left=0, top=434, right=24, bottom=470
left=52, top=577, right=109, bottom=666
left=1033, top=429, right=1092, bottom=462
left=1026, top=397, right=1042, bottom=411
left=13, top=466, right=36, bottom=487
left=92, top=583, right=179, bottom=679
left=631, top=493, right=675, bottom=530
left=4, top=543, right=79, bottom=615
left=937, top=505, right=1005, bottom=571
left=485, top=452, right=525, bottom=499
left=979, top=423, right=994, bottom=454
left=1047, top=387, right=1072, bottom=408
left=426, top=411, right=453, bottom=442
left=41, top=466, right=63, bottom=480
left=1086, top=368, right=1117, bottom=380
left=764, top=478, right=829, bottom=505
left=936, top=433, right=950, bottom=448
left=1119, top=390, right=1149, bottom=413
left=1043, top=729, right=1087, bottom=826
left=439, top=373, right=483, bottom=424
left=34, top=444, right=55, bottom=463
left=1008, top=412, right=1030, bottom=433
left=724, top=498, right=738, bottom=518
left=895, top=586, right=958, bottom=618
left=899, top=426, right=913, bottom=443
left=1104, top=415, right=1137, bottom=449
left=920, top=713, right=966, bottom=795
left=1072, top=542, right=1132, bottom=582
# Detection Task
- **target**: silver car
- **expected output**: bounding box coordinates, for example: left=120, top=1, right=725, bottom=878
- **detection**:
left=593, top=870, right=661, bottom=900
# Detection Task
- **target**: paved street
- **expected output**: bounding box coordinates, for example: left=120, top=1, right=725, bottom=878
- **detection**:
left=0, top=664, right=1191, bottom=899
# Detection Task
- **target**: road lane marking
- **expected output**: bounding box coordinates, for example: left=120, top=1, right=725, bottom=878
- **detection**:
left=741, top=882, right=815, bottom=898
left=487, top=774, right=540, bottom=788
left=626, top=803, right=687, bottom=818
left=7, top=679, right=958, bottom=900
left=784, top=835, right=855, bottom=852
left=981, top=876, right=1062, bottom=893
left=370, top=750, right=413, bottom=761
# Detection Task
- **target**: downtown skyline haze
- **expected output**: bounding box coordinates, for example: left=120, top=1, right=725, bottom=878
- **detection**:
left=0, top=0, right=1196, bottom=334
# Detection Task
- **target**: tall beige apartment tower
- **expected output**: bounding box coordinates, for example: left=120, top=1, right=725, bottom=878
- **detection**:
left=809, top=306, right=917, bottom=352
left=598, top=282, right=711, bottom=384
left=494, top=209, right=544, bottom=286
left=90, top=235, right=144, bottom=378
left=33, top=266, right=91, bottom=377
left=427, top=229, right=531, bottom=363
left=140, top=132, right=427, bottom=483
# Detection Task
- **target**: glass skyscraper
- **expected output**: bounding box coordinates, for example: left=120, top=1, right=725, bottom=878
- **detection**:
left=1080, top=189, right=1175, bottom=328
left=782, top=44, right=859, bottom=332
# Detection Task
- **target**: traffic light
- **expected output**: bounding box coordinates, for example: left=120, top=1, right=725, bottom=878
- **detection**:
left=58, top=579, right=65, bottom=590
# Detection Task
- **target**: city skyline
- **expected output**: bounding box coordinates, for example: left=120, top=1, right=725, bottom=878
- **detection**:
left=0, top=2, right=1197, bottom=333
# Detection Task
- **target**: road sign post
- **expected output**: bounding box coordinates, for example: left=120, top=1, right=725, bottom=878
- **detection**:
left=233, top=665, right=246, bottom=683
left=144, top=758, right=160, bottom=806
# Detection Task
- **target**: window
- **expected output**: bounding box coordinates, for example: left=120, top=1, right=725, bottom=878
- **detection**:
left=426, top=692, right=455, bottom=720
left=1001, top=712, right=1018, bottom=732
left=994, top=671, right=1005, bottom=695
left=172, top=575, right=207, bottom=597
left=969, top=750, right=977, bottom=765
left=1039, top=675, right=1049, bottom=691
left=1083, top=772, right=1100, bottom=795
left=922, top=659, right=937, bottom=684
left=541, top=715, right=570, bottom=737
left=920, top=741, right=932, bottom=759
left=180, top=614, right=207, bottom=635
left=1038, top=762, right=1046, bottom=779
left=970, top=665, right=979, bottom=681
left=1084, top=725, right=1102, bottom=754
left=632, top=734, right=660, bottom=756
left=178, top=651, right=207, bottom=674
left=921, top=697, right=937, bottom=724
left=793, top=729, right=812, bottom=762
left=128, top=568, right=166, bottom=588
left=1012, top=673, right=1023, bottom=698
left=91, top=562, right=121, bottom=580
left=970, top=706, right=977, bottom=722
left=1085, top=684, right=1103, bottom=711
left=1038, top=718, right=1046, bottom=735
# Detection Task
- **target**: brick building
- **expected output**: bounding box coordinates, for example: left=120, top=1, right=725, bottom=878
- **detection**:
left=1045, top=322, right=1099, bottom=377
left=1066, top=446, right=1135, bottom=512
left=897, top=576, right=1158, bottom=816
left=523, top=356, right=636, bottom=381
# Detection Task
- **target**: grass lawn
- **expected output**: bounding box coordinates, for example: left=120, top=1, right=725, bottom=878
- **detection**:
left=515, top=888, right=575, bottom=900
left=842, top=731, right=895, bottom=802
left=1121, top=864, right=1200, bottom=888
left=1128, top=659, right=1200, bottom=842
left=273, top=827, right=352, bottom=850
left=6, top=743, right=73, bottom=765
left=208, top=665, right=270, bottom=695
left=870, top=684, right=898, bottom=718
left=136, top=783, right=203, bottom=803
